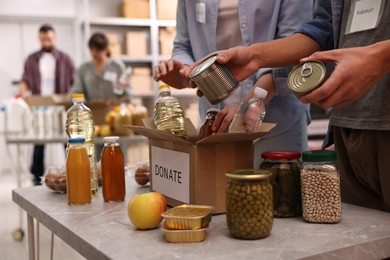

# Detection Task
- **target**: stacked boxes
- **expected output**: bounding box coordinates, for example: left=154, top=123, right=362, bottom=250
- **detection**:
left=106, top=33, right=122, bottom=57
left=119, top=0, right=150, bottom=19
left=156, top=0, right=178, bottom=20
left=159, top=27, right=176, bottom=56
left=126, top=31, right=149, bottom=57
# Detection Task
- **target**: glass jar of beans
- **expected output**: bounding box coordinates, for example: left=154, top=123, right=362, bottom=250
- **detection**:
left=301, top=150, right=341, bottom=223
left=225, top=169, right=273, bottom=239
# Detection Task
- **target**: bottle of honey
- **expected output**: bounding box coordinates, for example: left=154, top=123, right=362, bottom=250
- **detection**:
left=66, top=137, right=91, bottom=205
left=101, top=136, right=126, bottom=202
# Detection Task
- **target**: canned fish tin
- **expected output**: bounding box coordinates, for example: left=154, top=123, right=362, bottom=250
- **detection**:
left=189, top=54, right=239, bottom=104
left=287, top=61, right=327, bottom=97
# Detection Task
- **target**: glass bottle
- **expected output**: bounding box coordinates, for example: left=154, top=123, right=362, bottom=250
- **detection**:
left=199, top=108, right=219, bottom=139
left=153, top=85, right=188, bottom=139
left=301, top=150, right=341, bottom=223
left=228, top=87, right=267, bottom=133
left=65, top=93, right=98, bottom=196
left=101, top=136, right=126, bottom=202
left=259, top=150, right=302, bottom=217
left=66, top=137, right=91, bottom=205
left=225, top=169, right=273, bottom=239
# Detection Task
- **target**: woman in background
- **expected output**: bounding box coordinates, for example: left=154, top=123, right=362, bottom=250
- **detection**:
left=70, top=32, right=131, bottom=101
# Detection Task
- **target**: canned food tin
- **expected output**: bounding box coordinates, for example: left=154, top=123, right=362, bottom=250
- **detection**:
left=287, top=61, right=326, bottom=97
left=189, top=54, right=238, bottom=104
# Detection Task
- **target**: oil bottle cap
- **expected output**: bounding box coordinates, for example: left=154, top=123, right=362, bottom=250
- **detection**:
left=71, top=93, right=85, bottom=102
left=159, top=85, right=171, bottom=91
left=68, top=137, right=85, bottom=143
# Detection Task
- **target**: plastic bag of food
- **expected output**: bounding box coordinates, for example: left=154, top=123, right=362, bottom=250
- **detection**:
left=43, top=166, right=67, bottom=193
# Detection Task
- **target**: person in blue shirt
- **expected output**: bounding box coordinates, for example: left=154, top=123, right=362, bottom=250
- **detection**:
left=154, top=0, right=313, bottom=167
left=183, top=0, right=390, bottom=212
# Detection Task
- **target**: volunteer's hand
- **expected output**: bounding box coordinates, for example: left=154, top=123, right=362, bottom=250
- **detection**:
left=212, top=105, right=239, bottom=133
left=153, top=59, right=190, bottom=89
left=300, top=42, right=390, bottom=109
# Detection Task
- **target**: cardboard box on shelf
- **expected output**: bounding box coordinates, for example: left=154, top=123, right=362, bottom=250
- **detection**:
left=130, top=67, right=153, bottom=95
left=105, top=33, right=122, bottom=57
left=119, top=0, right=150, bottom=19
left=159, top=27, right=176, bottom=56
left=156, top=0, right=177, bottom=20
left=126, top=31, right=148, bottom=57
left=128, top=119, right=275, bottom=214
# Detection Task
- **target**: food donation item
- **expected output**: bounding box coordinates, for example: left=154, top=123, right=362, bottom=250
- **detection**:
left=259, top=150, right=302, bottom=217
left=228, top=87, right=267, bottom=133
left=101, top=136, right=126, bottom=202
left=225, top=169, right=273, bottom=239
left=160, top=204, right=215, bottom=243
left=287, top=60, right=328, bottom=97
left=198, top=108, right=219, bottom=139
left=66, top=93, right=98, bottom=196
left=44, top=166, right=67, bottom=193
left=66, top=137, right=91, bottom=205
left=127, top=192, right=167, bottom=230
left=301, top=150, right=341, bottom=223
left=134, top=160, right=150, bottom=186
left=153, top=85, right=188, bottom=139
left=189, top=53, right=238, bottom=105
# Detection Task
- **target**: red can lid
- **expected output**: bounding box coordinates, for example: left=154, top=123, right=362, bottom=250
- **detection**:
left=261, top=150, right=301, bottom=160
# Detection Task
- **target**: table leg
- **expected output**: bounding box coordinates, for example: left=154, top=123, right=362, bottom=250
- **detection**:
left=27, top=213, right=35, bottom=260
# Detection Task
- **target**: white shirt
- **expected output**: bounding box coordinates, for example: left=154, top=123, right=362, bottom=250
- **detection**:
left=39, top=52, right=56, bottom=96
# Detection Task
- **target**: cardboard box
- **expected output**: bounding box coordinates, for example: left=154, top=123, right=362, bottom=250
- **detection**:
left=159, top=27, right=176, bottom=56
left=157, top=0, right=177, bottom=20
left=126, top=31, right=148, bottom=57
left=106, top=33, right=122, bottom=57
left=119, top=0, right=150, bottom=19
left=130, top=67, right=153, bottom=94
left=128, top=119, right=275, bottom=213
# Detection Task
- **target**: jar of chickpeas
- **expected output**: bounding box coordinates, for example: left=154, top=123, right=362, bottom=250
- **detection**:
left=301, top=150, right=341, bottom=223
left=225, top=169, right=273, bottom=239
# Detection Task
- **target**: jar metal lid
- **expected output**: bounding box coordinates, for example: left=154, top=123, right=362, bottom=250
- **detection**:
left=225, top=169, right=272, bottom=180
left=68, top=137, right=85, bottom=143
left=288, top=61, right=326, bottom=97
left=103, top=136, right=120, bottom=143
left=261, top=150, right=301, bottom=160
left=302, top=150, right=337, bottom=162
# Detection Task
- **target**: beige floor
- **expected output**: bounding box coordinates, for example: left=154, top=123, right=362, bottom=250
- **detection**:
left=0, top=171, right=85, bottom=260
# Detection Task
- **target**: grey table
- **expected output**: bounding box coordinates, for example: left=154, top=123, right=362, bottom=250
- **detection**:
left=12, top=178, right=390, bottom=260
left=6, top=134, right=146, bottom=242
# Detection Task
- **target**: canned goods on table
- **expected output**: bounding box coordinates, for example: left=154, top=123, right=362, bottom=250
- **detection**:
left=225, top=169, right=273, bottom=239
left=189, top=54, right=238, bottom=105
left=259, top=150, right=302, bottom=217
left=301, top=150, right=341, bottom=223
left=287, top=61, right=327, bottom=97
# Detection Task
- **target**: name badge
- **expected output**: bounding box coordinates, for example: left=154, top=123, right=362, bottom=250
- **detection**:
left=196, top=2, right=206, bottom=23
left=103, top=71, right=117, bottom=83
left=345, top=0, right=385, bottom=34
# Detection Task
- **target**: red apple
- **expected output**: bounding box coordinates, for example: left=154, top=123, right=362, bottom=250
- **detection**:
left=127, top=192, right=167, bottom=230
